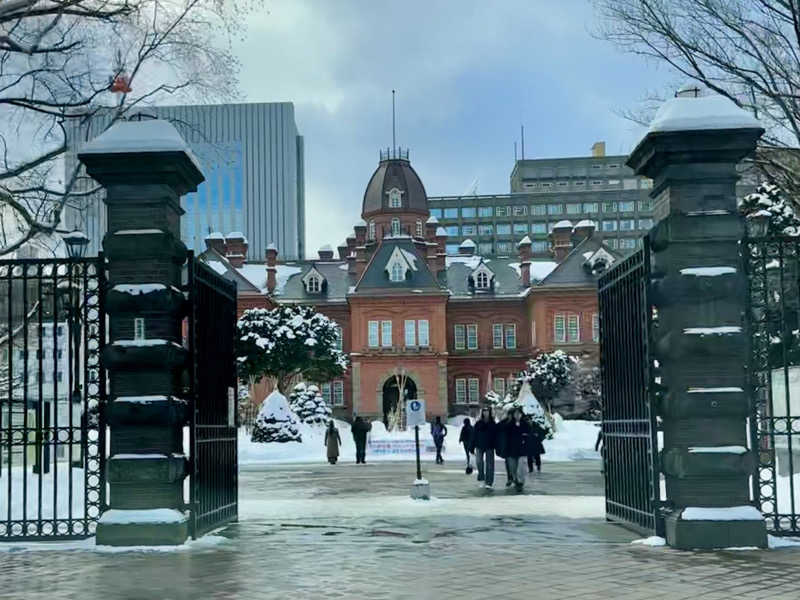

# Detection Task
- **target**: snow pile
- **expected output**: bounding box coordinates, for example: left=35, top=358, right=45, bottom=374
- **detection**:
left=648, top=92, right=761, bottom=133
left=631, top=536, right=666, bottom=547
left=99, top=508, right=187, bottom=525
left=251, top=391, right=302, bottom=443
left=681, top=506, right=763, bottom=521
left=288, top=383, right=331, bottom=426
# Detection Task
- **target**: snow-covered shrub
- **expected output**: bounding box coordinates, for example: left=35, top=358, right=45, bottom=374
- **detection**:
left=289, top=382, right=332, bottom=426
left=522, top=350, right=577, bottom=407
left=740, top=182, right=800, bottom=236
left=251, top=390, right=302, bottom=443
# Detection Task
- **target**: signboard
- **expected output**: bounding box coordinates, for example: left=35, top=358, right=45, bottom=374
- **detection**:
left=406, top=399, right=426, bottom=428
left=227, top=387, right=235, bottom=427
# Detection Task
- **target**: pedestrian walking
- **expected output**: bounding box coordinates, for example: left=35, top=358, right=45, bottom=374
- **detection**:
left=351, top=416, right=372, bottom=464
left=459, top=418, right=474, bottom=474
left=527, top=418, right=547, bottom=473
left=505, top=408, right=531, bottom=492
left=495, top=409, right=515, bottom=487
left=472, top=406, right=496, bottom=489
left=324, top=420, right=342, bottom=465
left=431, top=416, right=448, bottom=464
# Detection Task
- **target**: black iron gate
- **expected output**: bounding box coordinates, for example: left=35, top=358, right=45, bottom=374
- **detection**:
left=598, top=237, right=662, bottom=536
left=744, top=234, right=800, bottom=536
left=0, top=256, right=106, bottom=540
left=187, top=254, right=238, bottom=538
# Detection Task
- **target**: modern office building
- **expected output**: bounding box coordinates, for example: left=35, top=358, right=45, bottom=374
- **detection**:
left=429, top=141, right=756, bottom=258
left=64, top=102, right=305, bottom=260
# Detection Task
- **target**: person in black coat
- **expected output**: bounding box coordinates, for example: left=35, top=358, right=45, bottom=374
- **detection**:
left=527, top=419, right=547, bottom=473
left=351, top=416, right=372, bottom=464
left=505, top=408, right=532, bottom=492
left=471, top=407, right=497, bottom=489
left=459, top=418, right=474, bottom=472
left=494, top=410, right=515, bottom=487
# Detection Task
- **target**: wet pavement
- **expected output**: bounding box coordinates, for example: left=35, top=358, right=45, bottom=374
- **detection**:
left=2, top=460, right=800, bottom=599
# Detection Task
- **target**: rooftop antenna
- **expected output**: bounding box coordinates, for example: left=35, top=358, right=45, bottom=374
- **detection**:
left=521, top=124, right=525, bottom=160
left=514, top=141, right=518, bottom=162
left=392, top=89, right=396, bottom=153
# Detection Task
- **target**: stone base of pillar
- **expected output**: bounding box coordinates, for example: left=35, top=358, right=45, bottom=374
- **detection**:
left=664, top=510, right=767, bottom=550
left=96, top=509, right=189, bottom=546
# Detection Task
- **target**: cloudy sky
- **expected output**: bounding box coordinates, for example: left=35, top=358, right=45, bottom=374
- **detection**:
left=234, top=0, right=672, bottom=258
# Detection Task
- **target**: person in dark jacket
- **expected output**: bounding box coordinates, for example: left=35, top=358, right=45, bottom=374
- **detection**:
left=471, top=406, right=496, bottom=489
left=527, top=419, right=547, bottom=473
left=459, top=418, right=474, bottom=473
left=324, top=420, right=342, bottom=465
left=495, top=410, right=515, bottom=487
left=351, top=416, right=372, bottom=464
left=431, top=416, right=448, bottom=464
left=506, top=408, right=532, bottom=492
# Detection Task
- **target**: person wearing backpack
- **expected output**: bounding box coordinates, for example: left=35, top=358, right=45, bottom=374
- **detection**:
left=431, top=416, right=448, bottom=464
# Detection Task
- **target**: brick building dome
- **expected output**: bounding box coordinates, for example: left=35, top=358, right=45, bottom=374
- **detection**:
left=362, top=150, right=428, bottom=219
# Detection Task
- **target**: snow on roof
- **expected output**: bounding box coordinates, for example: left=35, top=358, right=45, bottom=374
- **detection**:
left=267, top=242, right=277, bottom=251
left=79, top=119, right=203, bottom=172
left=530, top=261, right=558, bottom=281
left=518, top=235, right=532, bottom=246
left=507, top=262, right=521, bottom=277
left=426, top=215, right=439, bottom=224
left=237, top=263, right=301, bottom=294
left=649, top=92, right=762, bottom=133
left=205, top=231, right=224, bottom=240
left=206, top=260, right=227, bottom=275
left=355, top=219, right=367, bottom=227
left=445, top=255, right=485, bottom=269
left=226, top=231, right=246, bottom=240
left=436, top=227, right=448, bottom=236
left=552, top=220, right=573, bottom=230
left=574, top=220, right=596, bottom=229
left=459, top=238, right=476, bottom=248
left=319, top=244, right=333, bottom=252
left=400, top=248, right=418, bottom=270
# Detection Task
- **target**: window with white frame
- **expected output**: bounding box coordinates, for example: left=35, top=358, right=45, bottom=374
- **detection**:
left=418, top=320, right=429, bottom=347
left=505, top=324, right=517, bottom=349
left=134, top=318, right=145, bottom=341
left=619, top=219, right=636, bottom=231
left=513, top=223, right=528, bottom=235
left=492, top=324, right=504, bottom=349
left=554, top=314, right=566, bottom=343
left=602, top=220, right=618, bottom=232
left=381, top=320, right=392, bottom=347
left=404, top=320, right=416, bottom=347
left=583, top=202, right=599, bottom=213
left=368, top=321, right=379, bottom=347
left=513, top=205, right=527, bottom=216
left=390, top=262, right=404, bottom=282
left=619, top=238, right=638, bottom=249
left=462, top=224, right=477, bottom=236
left=455, top=378, right=467, bottom=403
left=454, top=324, right=465, bottom=350
left=531, top=205, right=547, bottom=216
left=566, top=203, right=582, bottom=215
left=496, top=206, right=510, bottom=217
left=307, top=274, right=322, bottom=293
left=391, top=218, right=401, bottom=237
left=333, top=380, right=344, bottom=406
left=619, top=201, right=635, bottom=212
left=476, top=271, right=490, bottom=289
left=567, top=314, right=580, bottom=342
left=478, top=206, right=493, bottom=217
left=547, top=203, right=563, bottom=215
left=368, top=220, right=376, bottom=240
left=462, top=207, right=476, bottom=218
left=466, top=324, right=478, bottom=350
left=496, top=223, right=511, bottom=235
left=321, top=382, right=332, bottom=404
left=493, top=377, right=505, bottom=396
left=415, top=220, right=423, bottom=237
left=334, top=325, right=343, bottom=351
left=531, top=222, right=547, bottom=234
left=592, top=313, right=599, bottom=343
left=388, top=187, right=402, bottom=208
left=468, top=378, right=480, bottom=404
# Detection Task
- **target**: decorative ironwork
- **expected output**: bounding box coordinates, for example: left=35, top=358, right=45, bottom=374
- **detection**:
left=188, top=254, right=238, bottom=538
left=0, top=256, right=106, bottom=540
left=744, top=234, right=800, bottom=536
left=598, top=236, right=662, bottom=536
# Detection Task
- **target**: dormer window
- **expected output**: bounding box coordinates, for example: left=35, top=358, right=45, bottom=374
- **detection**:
left=476, top=271, right=490, bottom=289
left=302, top=266, right=325, bottom=294
left=390, top=262, right=404, bottom=282
left=470, top=261, right=495, bottom=292
left=391, top=218, right=401, bottom=237
left=387, top=187, right=403, bottom=208
left=385, top=245, right=417, bottom=283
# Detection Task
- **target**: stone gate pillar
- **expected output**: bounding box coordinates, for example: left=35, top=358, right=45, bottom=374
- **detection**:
left=627, top=88, right=767, bottom=549
left=79, top=120, right=204, bottom=546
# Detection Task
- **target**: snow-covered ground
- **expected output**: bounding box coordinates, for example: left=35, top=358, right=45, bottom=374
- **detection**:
left=238, top=415, right=602, bottom=465
left=0, top=466, right=87, bottom=520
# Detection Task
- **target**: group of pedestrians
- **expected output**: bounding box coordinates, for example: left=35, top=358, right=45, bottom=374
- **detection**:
left=324, top=417, right=372, bottom=464
left=459, top=406, right=547, bottom=492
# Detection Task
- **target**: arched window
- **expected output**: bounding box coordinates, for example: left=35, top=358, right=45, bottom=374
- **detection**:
left=307, top=275, right=321, bottom=293
left=391, top=218, right=401, bottom=237
left=476, top=271, right=489, bottom=289
left=388, top=188, right=402, bottom=208
left=368, top=220, right=376, bottom=240
left=390, top=262, right=404, bottom=282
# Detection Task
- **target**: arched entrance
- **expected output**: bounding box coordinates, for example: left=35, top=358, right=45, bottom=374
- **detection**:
left=382, top=376, right=417, bottom=428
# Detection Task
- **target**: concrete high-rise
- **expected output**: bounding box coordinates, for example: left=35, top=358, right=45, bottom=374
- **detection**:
left=65, top=102, right=305, bottom=260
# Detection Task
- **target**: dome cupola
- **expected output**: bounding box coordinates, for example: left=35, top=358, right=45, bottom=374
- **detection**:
left=361, top=148, right=428, bottom=219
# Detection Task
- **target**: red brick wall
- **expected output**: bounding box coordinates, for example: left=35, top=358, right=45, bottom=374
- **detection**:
left=528, top=289, right=599, bottom=359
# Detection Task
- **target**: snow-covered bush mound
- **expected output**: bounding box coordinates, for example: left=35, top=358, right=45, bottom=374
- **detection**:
left=251, top=390, right=302, bottom=443
left=289, top=382, right=332, bottom=426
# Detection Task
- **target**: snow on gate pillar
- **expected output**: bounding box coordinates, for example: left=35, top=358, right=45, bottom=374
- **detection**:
left=79, top=120, right=204, bottom=546
left=627, top=87, right=766, bottom=549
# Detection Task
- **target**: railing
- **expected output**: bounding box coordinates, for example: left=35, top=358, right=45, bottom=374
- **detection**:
left=380, top=147, right=409, bottom=161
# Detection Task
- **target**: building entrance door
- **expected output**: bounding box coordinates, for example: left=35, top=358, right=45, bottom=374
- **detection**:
left=382, top=377, right=417, bottom=429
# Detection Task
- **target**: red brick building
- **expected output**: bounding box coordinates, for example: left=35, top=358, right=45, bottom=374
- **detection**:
left=201, top=151, right=620, bottom=420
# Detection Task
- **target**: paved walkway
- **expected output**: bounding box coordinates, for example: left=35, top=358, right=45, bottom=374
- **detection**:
left=2, top=460, right=800, bottom=599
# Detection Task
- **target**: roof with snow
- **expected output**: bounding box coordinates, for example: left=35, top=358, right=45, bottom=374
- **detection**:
left=574, top=220, right=596, bottom=229
left=518, top=235, right=532, bottom=246
left=539, top=231, right=623, bottom=287
left=205, top=231, right=224, bottom=240
left=426, top=215, right=439, bottom=224
left=435, top=227, right=448, bottom=237
left=552, top=220, right=573, bottom=230
left=355, top=239, right=441, bottom=293
left=445, top=255, right=553, bottom=299
left=648, top=91, right=762, bottom=133
left=459, top=238, right=476, bottom=248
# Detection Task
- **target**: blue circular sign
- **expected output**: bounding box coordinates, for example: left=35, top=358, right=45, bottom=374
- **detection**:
left=410, top=400, right=422, bottom=412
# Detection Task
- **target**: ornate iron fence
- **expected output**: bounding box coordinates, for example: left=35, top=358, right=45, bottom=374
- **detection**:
left=744, top=234, right=800, bottom=536
left=0, top=257, right=106, bottom=540
left=598, top=236, right=662, bottom=536
left=187, top=254, right=238, bottom=538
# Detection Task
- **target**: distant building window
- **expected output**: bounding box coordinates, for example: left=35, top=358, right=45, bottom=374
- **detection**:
left=547, top=203, right=563, bottom=215
left=496, top=241, right=512, bottom=254
left=381, top=320, right=392, bottom=347
left=455, top=378, right=467, bottom=403
left=419, top=320, right=429, bottom=347
left=368, top=321, right=379, bottom=347
left=496, top=206, right=510, bottom=217
left=478, top=206, right=493, bottom=217
left=368, top=220, right=376, bottom=240
left=478, top=225, right=493, bottom=236
left=531, top=241, right=549, bottom=253
left=605, top=238, right=619, bottom=250
left=574, top=181, right=585, bottom=187
left=390, top=262, right=404, bottom=282
left=531, top=205, right=547, bottom=216
left=134, top=318, right=145, bottom=341
left=592, top=313, right=599, bottom=343
left=531, top=222, right=547, bottom=234
left=467, top=324, right=478, bottom=349
left=333, top=380, right=344, bottom=406
left=415, top=220, right=423, bottom=237
left=591, top=164, right=602, bottom=170
left=513, top=223, right=528, bottom=235
left=505, top=324, right=517, bottom=349
left=554, top=314, right=566, bottom=343
left=557, top=181, right=568, bottom=187
left=619, top=201, right=635, bottom=213
left=567, top=315, right=580, bottom=343
left=523, top=182, right=536, bottom=190
left=619, top=219, right=636, bottom=231
left=639, top=218, right=653, bottom=230
left=591, top=180, right=604, bottom=186
left=493, top=377, right=506, bottom=396
left=540, top=182, right=552, bottom=190
left=430, top=208, right=442, bottom=218
left=468, top=378, right=480, bottom=404
left=513, top=205, right=527, bottom=216
left=639, top=199, right=653, bottom=211
left=641, top=178, right=654, bottom=189
left=446, top=225, right=459, bottom=236
left=444, top=208, right=458, bottom=218
left=619, top=238, right=638, bottom=249
left=623, top=178, right=638, bottom=190
left=496, top=223, right=511, bottom=235
left=462, top=224, right=477, bottom=236
left=583, top=202, right=599, bottom=213
left=391, top=218, right=401, bottom=236
left=602, top=202, right=617, bottom=213
left=462, top=207, right=476, bottom=218
left=566, top=204, right=582, bottom=215
left=405, top=319, right=416, bottom=347
left=608, top=164, right=619, bottom=170
left=478, top=242, right=492, bottom=254
left=602, top=220, right=618, bottom=232
left=454, top=324, right=465, bottom=350
left=492, top=324, right=504, bottom=349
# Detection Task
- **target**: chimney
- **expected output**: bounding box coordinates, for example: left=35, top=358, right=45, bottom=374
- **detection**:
left=425, top=215, right=439, bottom=242
left=337, top=242, right=348, bottom=260
left=224, top=232, right=248, bottom=268
left=518, top=236, right=532, bottom=287
left=591, top=141, right=606, bottom=158
left=435, top=226, right=448, bottom=274
left=354, top=221, right=367, bottom=246
left=572, top=220, right=596, bottom=245
left=204, top=231, right=225, bottom=254
left=549, top=220, right=573, bottom=262
left=318, top=244, right=334, bottom=261
left=266, top=243, right=278, bottom=294
left=458, top=239, right=476, bottom=256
